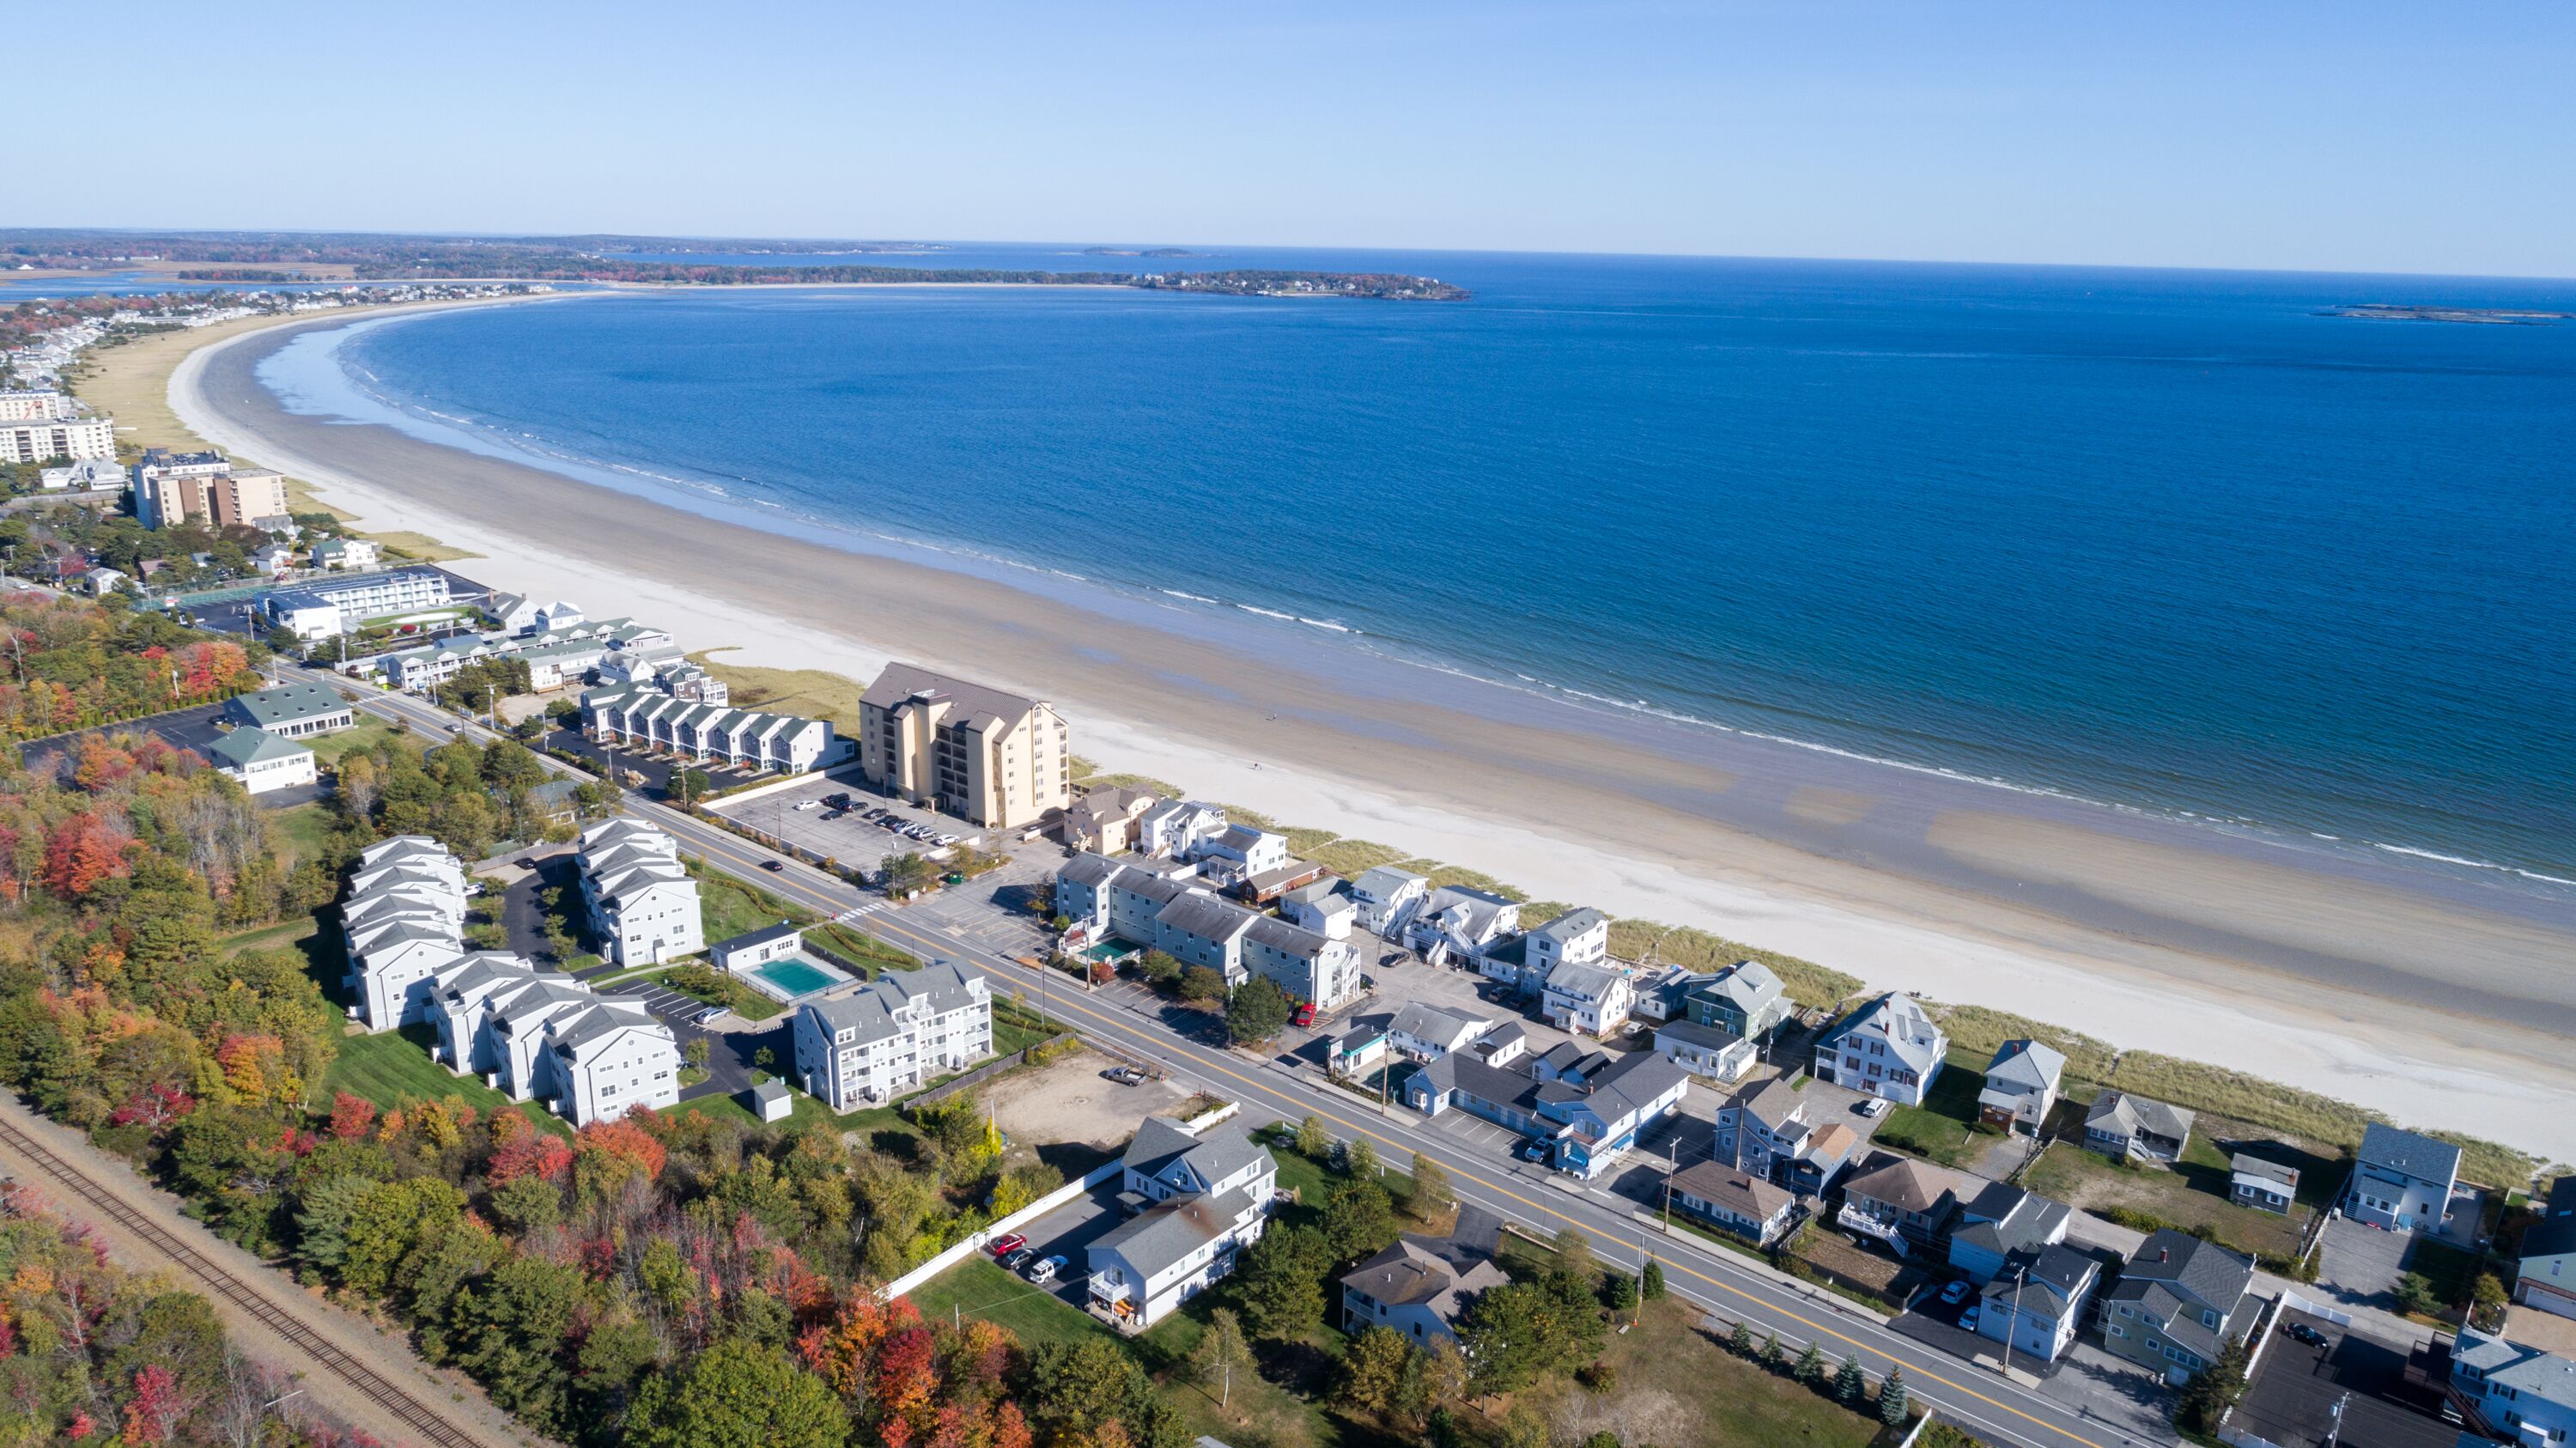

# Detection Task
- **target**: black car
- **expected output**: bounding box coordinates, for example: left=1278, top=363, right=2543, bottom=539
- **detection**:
left=2283, top=1322, right=2329, bottom=1348
left=760, top=860, right=785, bottom=873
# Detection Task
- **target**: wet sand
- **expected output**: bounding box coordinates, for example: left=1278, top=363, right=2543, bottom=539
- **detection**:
left=174, top=301, right=2576, bottom=1162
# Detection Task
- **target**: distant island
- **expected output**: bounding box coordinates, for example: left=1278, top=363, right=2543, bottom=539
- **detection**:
left=2, top=228, right=1464, bottom=301
left=1082, top=246, right=1202, bottom=258
left=2323, top=303, right=2572, bottom=325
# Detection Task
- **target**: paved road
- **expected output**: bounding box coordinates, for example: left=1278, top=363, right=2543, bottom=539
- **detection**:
left=301, top=667, right=2175, bottom=1448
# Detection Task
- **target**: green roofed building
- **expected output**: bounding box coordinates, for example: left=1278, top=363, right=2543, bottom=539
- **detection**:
left=223, top=681, right=354, bottom=739
left=207, top=727, right=316, bottom=795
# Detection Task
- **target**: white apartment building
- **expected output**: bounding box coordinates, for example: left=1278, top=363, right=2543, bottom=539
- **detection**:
left=427, top=951, right=683, bottom=1124
left=576, top=818, right=704, bottom=967
left=581, top=684, right=839, bottom=775
left=857, top=662, right=1070, bottom=830
left=1136, top=799, right=1230, bottom=861
left=1088, top=1117, right=1278, bottom=1331
left=791, top=961, right=993, bottom=1109
left=263, top=569, right=454, bottom=639
left=343, top=837, right=471, bottom=1031
left=1, top=415, right=114, bottom=464
left=0, top=391, right=76, bottom=423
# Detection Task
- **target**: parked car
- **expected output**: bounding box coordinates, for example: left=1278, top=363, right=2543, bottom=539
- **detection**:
left=987, top=1233, right=1028, bottom=1259
left=696, top=1007, right=727, bottom=1025
left=1003, top=1248, right=1036, bottom=1271
left=936, top=833, right=959, bottom=846
left=513, top=856, right=538, bottom=869
left=1291, top=1003, right=1318, bottom=1028
left=1519, top=1141, right=1550, bottom=1163
left=1959, top=1305, right=1978, bottom=1331
left=1103, top=1066, right=1145, bottom=1086
left=1027, top=1256, right=1064, bottom=1285
left=2283, top=1322, right=2328, bottom=1347
left=1938, top=1281, right=1972, bottom=1306
left=793, top=799, right=823, bottom=812
left=1858, top=1097, right=1890, bottom=1117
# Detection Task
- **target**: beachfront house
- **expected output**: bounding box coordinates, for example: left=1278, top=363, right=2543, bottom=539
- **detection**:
left=1087, top=1117, right=1277, bottom=1331
left=1977, top=1244, right=2100, bottom=1366
left=1977, top=1038, right=2068, bottom=1136
left=2100, top=1230, right=2257, bottom=1384
left=857, top=662, right=1072, bottom=830
left=576, top=818, right=704, bottom=967
left=1811, top=993, right=1947, bottom=1105
left=2228, top=1155, right=2301, bottom=1215
left=1664, top=1161, right=1798, bottom=1246
left=2084, top=1092, right=2196, bottom=1163
left=1136, top=799, right=1230, bottom=861
left=1412, top=885, right=1522, bottom=970
left=2343, top=1123, right=2463, bottom=1232
left=1339, top=1240, right=1509, bottom=1348
left=1062, top=785, right=1160, bottom=855
left=1540, top=960, right=1635, bottom=1037
left=2513, top=1177, right=2576, bottom=1320
left=791, top=962, right=993, bottom=1110
left=1193, top=823, right=1290, bottom=890
left=1526, top=906, right=1609, bottom=978
left=2451, top=1329, right=2576, bottom=1447
left=311, top=537, right=382, bottom=571
left=1350, top=865, right=1430, bottom=938
left=1714, top=1078, right=1862, bottom=1196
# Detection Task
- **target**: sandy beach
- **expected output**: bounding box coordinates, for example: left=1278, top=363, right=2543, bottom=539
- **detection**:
left=161, top=298, right=2576, bottom=1165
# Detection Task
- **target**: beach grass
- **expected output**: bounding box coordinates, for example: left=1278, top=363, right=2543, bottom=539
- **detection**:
left=317, top=1026, right=572, bottom=1139
left=1606, top=918, right=1863, bottom=1012
left=687, top=649, right=871, bottom=734
left=360, top=529, right=480, bottom=563
left=1929, top=1006, right=2119, bottom=1084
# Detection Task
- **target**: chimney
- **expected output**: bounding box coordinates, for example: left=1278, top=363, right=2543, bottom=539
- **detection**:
left=2157, top=1248, right=2170, bottom=1262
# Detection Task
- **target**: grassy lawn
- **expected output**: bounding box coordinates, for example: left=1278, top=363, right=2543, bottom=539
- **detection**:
left=655, top=964, right=788, bottom=1021
left=902, top=1256, right=1101, bottom=1349
left=667, top=1086, right=848, bottom=1135
left=2405, top=1238, right=2489, bottom=1313
left=688, top=860, right=818, bottom=943
left=312, top=717, right=410, bottom=764
left=1869, top=1047, right=1996, bottom=1167
left=317, top=1026, right=571, bottom=1139
left=269, top=801, right=337, bottom=869
left=808, top=922, right=919, bottom=976
left=222, top=916, right=322, bottom=958
left=2024, top=1141, right=2306, bottom=1258
left=1576, top=1295, right=1882, bottom=1448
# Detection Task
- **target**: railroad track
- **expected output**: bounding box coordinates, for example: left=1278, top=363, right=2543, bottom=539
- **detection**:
left=0, top=1113, right=486, bottom=1448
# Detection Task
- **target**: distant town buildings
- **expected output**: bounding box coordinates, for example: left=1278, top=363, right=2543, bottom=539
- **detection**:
left=264, top=567, right=454, bottom=639
left=0, top=390, right=78, bottom=423
left=858, top=662, right=1070, bottom=830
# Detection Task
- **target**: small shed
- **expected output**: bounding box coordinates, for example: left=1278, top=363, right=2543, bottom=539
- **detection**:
left=746, top=1080, right=794, bottom=1123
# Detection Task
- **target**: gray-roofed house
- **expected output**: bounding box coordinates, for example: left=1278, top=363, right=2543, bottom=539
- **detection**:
left=1062, top=786, right=1160, bottom=855
left=1058, top=855, right=1363, bottom=1008
left=2451, top=1329, right=2576, bottom=1445
left=1406, top=1043, right=1689, bottom=1180
left=2227, top=1154, right=2301, bottom=1215
left=1812, top=993, right=1948, bottom=1106
left=1665, top=1161, right=1798, bottom=1246
left=2100, top=1230, right=2257, bottom=1384
left=1277, top=879, right=1357, bottom=940
left=223, top=681, right=354, bottom=739
left=791, top=962, right=993, bottom=1109
left=1715, top=1078, right=1864, bottom=1196
left=1540, top=958, right=1637, bottom=1037
left=1526, top=906, right=1609, bottom=980
left=1654, top=1017, right=1759, bottom=1083
left=206, top=726, right=316, bottom=795
left=1978, top=1243, right=2101, bottom=1365
left=1388, top=1002, right=1501, bottom=1062
left=1410, top=885, right=1522, bottom=971
left=1089, top=1117, right=1278, bottom=1330
left=1686, top=960, right=1794, bottom=1043
left=1339, top=1239, right=1509, bottom=1347
left=2345, top=1123, right=2464, bottom=1232
left=1947, top=1181, right=2075, bottom=1283
left=2085, top=1092, right=2196, bottom=1163
left=2515, top=1177, right=2576, bottom=1321
left=1978, top=1038, right=2068, bottom=1136
left=1349, top=865, right=1430, bottom=939
left=1838, top=1153, right=1972, bottom=1254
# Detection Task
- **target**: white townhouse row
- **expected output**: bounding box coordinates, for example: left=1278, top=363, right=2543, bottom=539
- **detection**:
left=581, top=684, right=843, bottom=776
left=576, top=818, right=705, bottom=967
left=429, top=952, right=680, bottom=1125
left=791, top=958, right=994, bottom=1109
left=1055, top=852, right=1364, bottom=1009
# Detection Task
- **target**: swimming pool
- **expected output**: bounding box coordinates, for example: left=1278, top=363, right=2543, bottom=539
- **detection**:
left=750, top=958, right=842, bottom=1000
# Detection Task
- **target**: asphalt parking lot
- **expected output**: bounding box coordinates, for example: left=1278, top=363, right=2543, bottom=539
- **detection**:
left=975, top=1180, right=1135, bottom=1316
left=2231, top=1308, right=2457, bottom=1448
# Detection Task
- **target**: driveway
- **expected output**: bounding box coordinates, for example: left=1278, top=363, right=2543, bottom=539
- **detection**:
left=2318, top=1215, right=2413, bottom=1314
left=979, top=1181, right=1134, bottom=1316
left=2231, top=1307, right=2456, bottom=1448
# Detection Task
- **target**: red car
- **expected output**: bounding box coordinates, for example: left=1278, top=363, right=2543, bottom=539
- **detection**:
left=987, top=1233, right=1027, bottom=1259
left=1292, top=1003, right=1318, bottom=1028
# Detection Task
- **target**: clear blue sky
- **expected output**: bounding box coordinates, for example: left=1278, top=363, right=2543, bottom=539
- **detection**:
left=33, top=0, right=2575, bottom=277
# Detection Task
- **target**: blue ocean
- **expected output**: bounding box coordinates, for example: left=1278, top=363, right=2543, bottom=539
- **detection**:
left=295, top=246, right=2576, bottom=885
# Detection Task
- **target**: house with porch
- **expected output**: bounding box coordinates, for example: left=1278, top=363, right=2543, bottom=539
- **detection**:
left=1540, top=960, right=1635, bottom=1037
left=2228, top=1155, right=2301, bottom=1215
left=1837, top=1154, right=1971, bottom=1256
left=2344, top=1123, right=2462, bottom=1233
left=2513, top=1177, right=2576, bottom=1320
left=2084, top=1092, right=2196, bottom=1163
left=1088, top=1117, right=1277, bottom=1331
left=1410, top=885, right=1522, bottom=970
left=1349, top=865, right=1429, bottom=938
left=1811, top=993, right=1947, bottom=1105
left=1686, top=960, right=1793, bottom=1043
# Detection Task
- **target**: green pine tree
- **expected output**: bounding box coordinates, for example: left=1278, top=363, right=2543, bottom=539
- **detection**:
left=1879, top=1366, right=1910, bottom=1426
left=1761, top=1331, right=1783, bottom=1369
left=1727, top=1321, right=1753, bottom=1356
left=1795, top=1343, right=1825, bottom=1384
left=1834, top=1354, right=1866, bottom=1405
left=1641, top=1258, right=1666, bottom=1299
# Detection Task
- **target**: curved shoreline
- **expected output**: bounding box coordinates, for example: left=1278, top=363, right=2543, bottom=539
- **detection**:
left=174, top=301, right=2576, bottom=1159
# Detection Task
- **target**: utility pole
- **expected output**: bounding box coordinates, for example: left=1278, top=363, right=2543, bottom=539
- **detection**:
left=2000, top=1263, right=2026, bottom=1380
left=2324, top=1390, right=2349, bottom=1448
left=1664, top=1138, right=1679, bottom=1231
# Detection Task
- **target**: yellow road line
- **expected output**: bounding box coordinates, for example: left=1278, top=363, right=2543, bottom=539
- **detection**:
left=660, top=821, right=2105, bottom=1448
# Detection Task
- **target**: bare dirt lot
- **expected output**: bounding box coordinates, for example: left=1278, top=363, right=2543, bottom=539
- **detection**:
left=983, top=1048, right=1194, bottom=1159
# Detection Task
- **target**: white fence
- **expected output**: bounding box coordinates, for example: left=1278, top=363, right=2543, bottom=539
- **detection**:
left=878, top=1101, right=1245, bottom=1302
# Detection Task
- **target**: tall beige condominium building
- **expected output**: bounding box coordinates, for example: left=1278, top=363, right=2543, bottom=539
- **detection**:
left=858, top=663, right=1071, bottom=830
left=138, top=466, right=291, bottom=529
left=0, top=416, right=115, bottom=463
